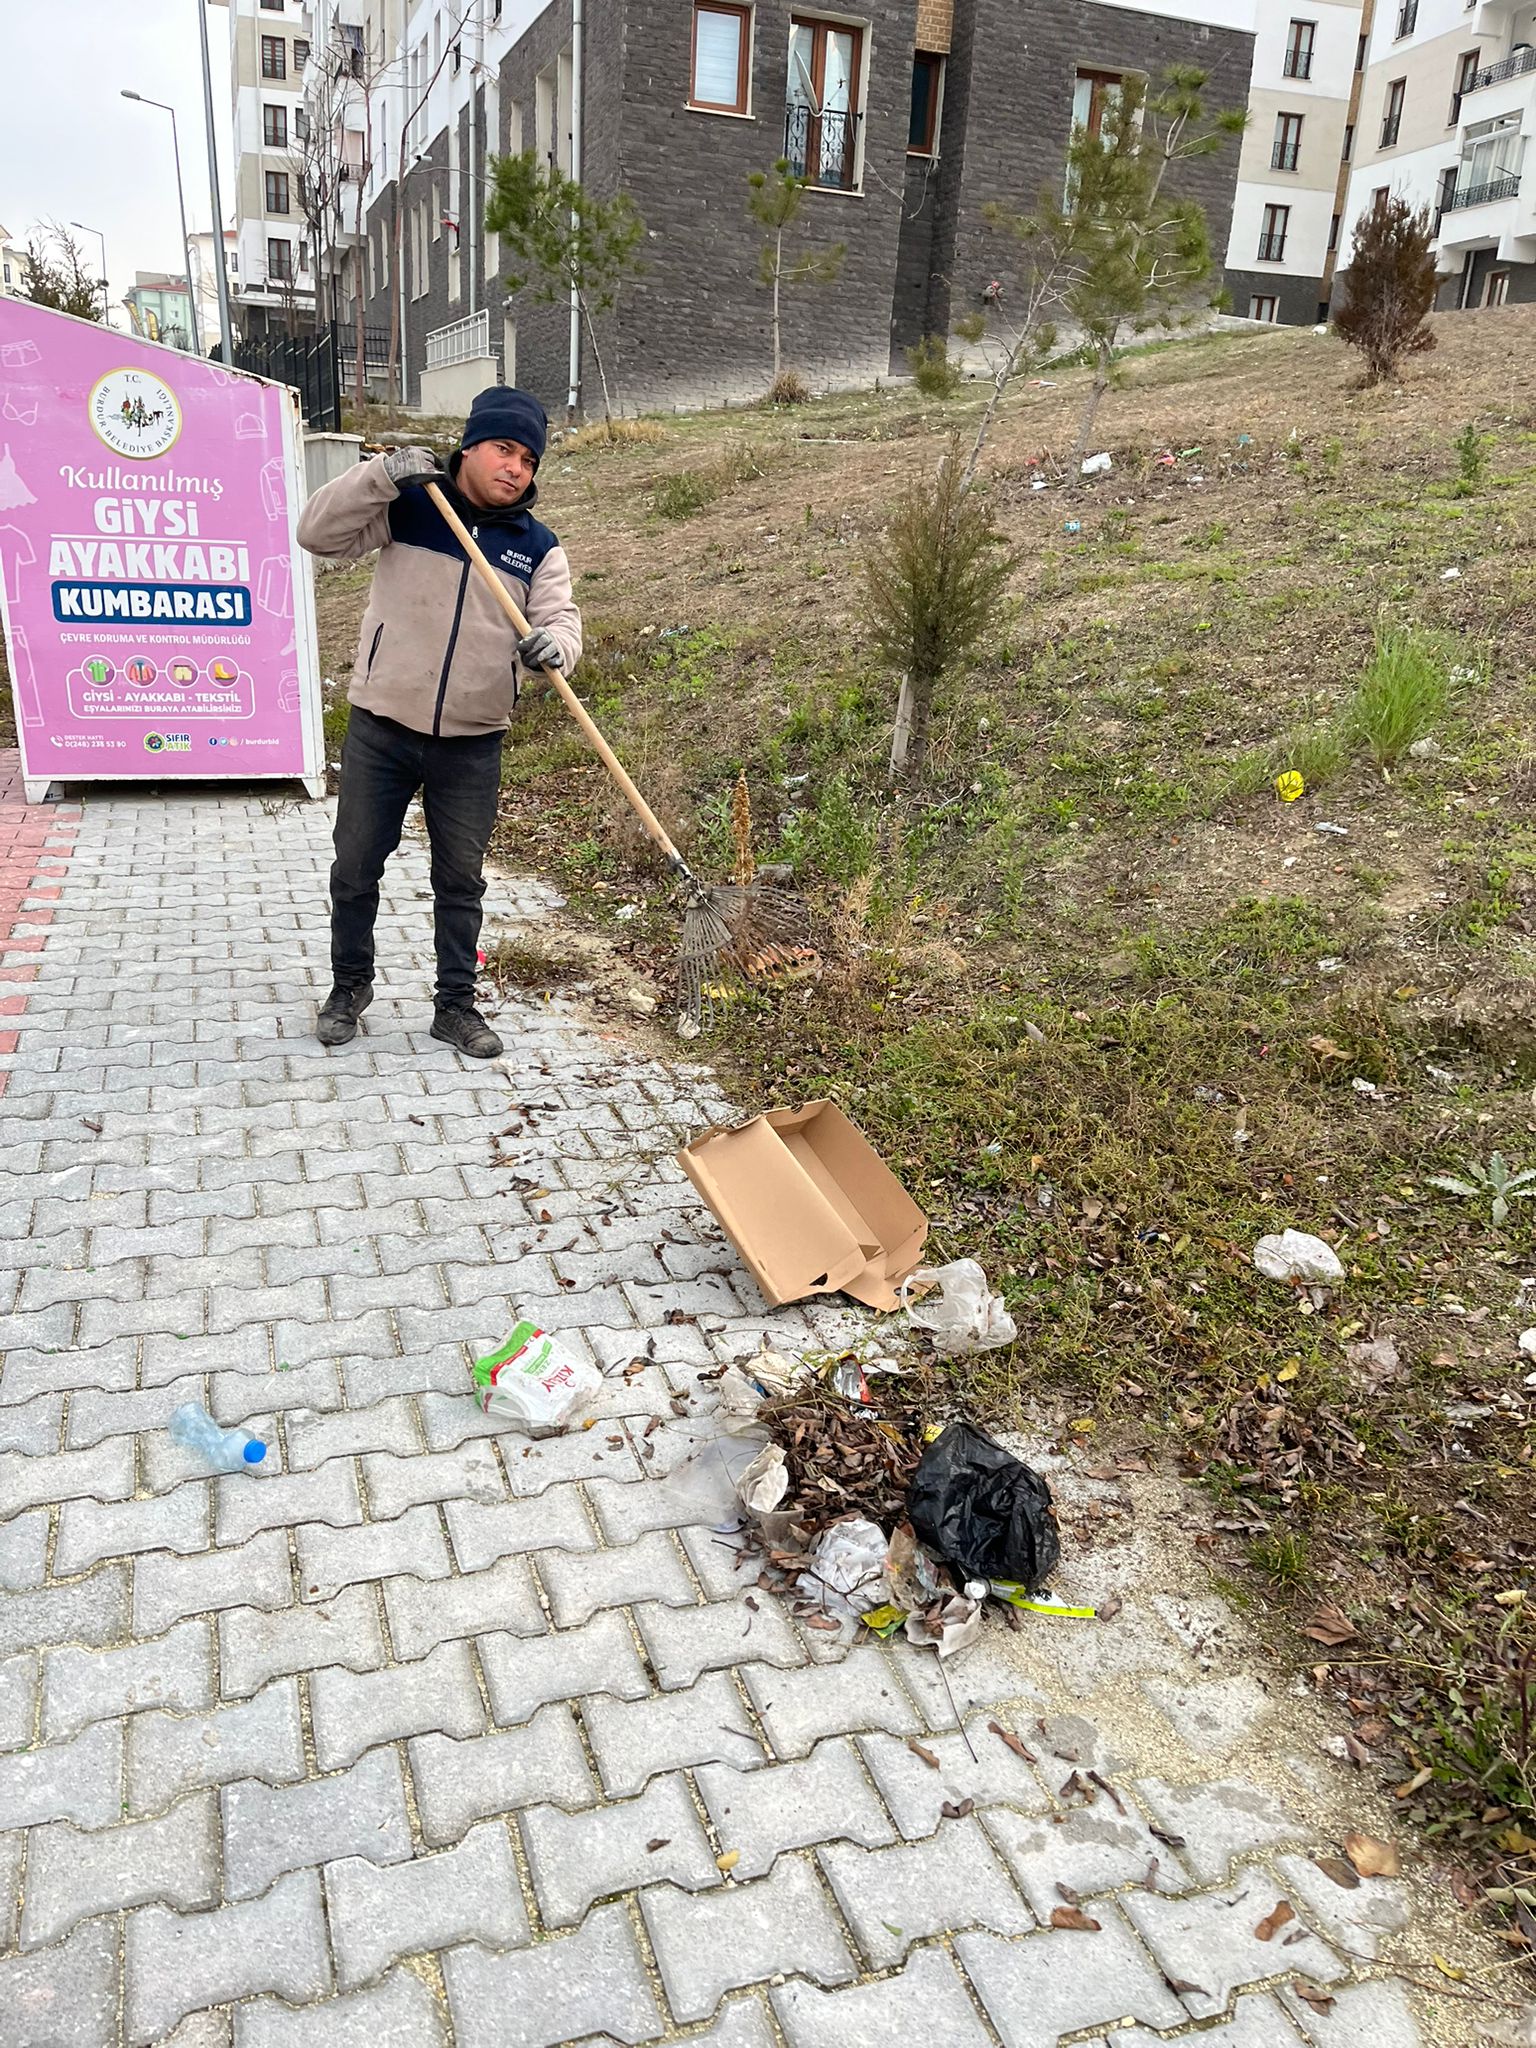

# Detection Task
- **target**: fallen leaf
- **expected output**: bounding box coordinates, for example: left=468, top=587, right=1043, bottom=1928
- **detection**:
left=1432, top=1953, right=1468, bottom=1982
left=1255, top=1899, right=1295, bottom=1942
left=1312, top=1855, right=1361, bottom=1891
left=988, top=1718, right=1038, bottom=1764
left=1049, top=1906, right=1102, bottom=1932
left=1055, top=1882, right=1081, bottom=1905
left=1098, top=1594, right=1124, bottom=1623
left=1166, top=1976, right=1211, bottom=1998
left=906, top=1738, right=941, bottom=1771
left=1393, top=1767, right=1433, bottom=1799
left=716, top=1850, right=740, bottom=1873
left=646, top=1838, right=670, bottom=1852
left=1343, top=1832, right=1400, bottom=1878
left=1291, top=1980, right=1335, bottom=2016
left=941, top=1797, right=975, bottom=1819
left=804, top=1614, right=842, bottom=1633
left=1150, top=1825, right=1186, bottom=1848
left=1300, top=1603, right=1359, bottom=1647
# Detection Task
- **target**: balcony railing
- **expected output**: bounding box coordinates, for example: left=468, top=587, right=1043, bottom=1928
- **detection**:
left=1443, top=172, right=1522, bottom=210
left=1271, top=139, right=1301, bottom=170
left=784, top=102, right=857, bottom=190
left=1469, top=44, right=1536, bottom=93
left=1283, top=49, right=1313, bottom=80
left=1381, top=114, right=1402, bottom=146
left=1257, top=234, right=1289, bottom=262
left=425, top=308, right=490, bottom=370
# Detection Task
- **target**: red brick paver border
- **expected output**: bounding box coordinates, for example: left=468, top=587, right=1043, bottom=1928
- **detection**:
left=0, top=752, right=80, bottom=1096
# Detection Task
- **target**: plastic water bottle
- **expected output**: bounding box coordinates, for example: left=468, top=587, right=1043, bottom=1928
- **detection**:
left=169, top=1403, right=267, bottom=1474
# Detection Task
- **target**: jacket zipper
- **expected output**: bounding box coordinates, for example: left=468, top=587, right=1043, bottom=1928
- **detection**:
left=365, top=622, right=383, bottom=675
left=431, top=560, right=470, bottom=738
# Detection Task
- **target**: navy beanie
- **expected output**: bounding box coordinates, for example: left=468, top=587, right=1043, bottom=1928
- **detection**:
left=462, top=386, right=548, bottom=466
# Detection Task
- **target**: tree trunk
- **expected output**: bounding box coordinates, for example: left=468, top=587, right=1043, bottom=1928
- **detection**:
left=889, top=669, right=933, bottom=782
left=581, top=295, right=616, bottom=429
left=1067, top=339, right=1114, bottom=485
left=771, top=228, right=783, bottom=382
left=386, top=188, right=402, bottom=409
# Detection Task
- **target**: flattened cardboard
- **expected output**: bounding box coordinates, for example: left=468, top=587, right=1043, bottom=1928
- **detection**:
left=677, top=1100, right=929, bottom=1311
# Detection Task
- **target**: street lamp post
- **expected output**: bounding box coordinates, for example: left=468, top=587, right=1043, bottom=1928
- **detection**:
left=69, top=220, right=110, bottom=324
left=194, top=0, right=235, bottom=363
left=121, top=89, right=203, bottom=356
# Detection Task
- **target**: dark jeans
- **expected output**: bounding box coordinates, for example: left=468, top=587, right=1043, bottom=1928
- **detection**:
left=330, top=705, right=502, bottom=1009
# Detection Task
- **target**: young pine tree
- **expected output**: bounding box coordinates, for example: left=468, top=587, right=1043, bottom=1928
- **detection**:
left=1333, top=196, right=1438, bottom=386
left=747, top=161, right=845, bottom=396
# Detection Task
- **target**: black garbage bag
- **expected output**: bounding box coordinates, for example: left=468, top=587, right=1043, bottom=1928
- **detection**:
left=907, top=1421, right=1060, bottom=1589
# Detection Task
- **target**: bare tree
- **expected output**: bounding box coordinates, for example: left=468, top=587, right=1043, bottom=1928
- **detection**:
left=386, top=0, right=478, bottom=407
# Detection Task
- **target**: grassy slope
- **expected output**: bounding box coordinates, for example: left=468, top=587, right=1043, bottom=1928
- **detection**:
left=483, top=314, right=1536, bottom=1911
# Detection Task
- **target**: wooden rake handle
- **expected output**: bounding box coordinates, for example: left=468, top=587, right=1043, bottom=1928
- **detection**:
left=424, top=480, right=683, bottom=869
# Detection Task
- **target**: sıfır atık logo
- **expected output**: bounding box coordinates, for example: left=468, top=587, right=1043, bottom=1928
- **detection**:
left=88, top=368, right=182, bottom=460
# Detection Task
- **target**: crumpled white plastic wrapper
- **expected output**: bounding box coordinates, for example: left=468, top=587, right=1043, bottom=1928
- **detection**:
left=903, top=1259, right=1018, bottom=1354
left=904, top=1589, right=984, bottom=1659
left=737, top=1442, right=789, bottom=1517
left=797, top=1517, right=890, bottom=1619
left=1253, top=1230, right=1345, bottom=1286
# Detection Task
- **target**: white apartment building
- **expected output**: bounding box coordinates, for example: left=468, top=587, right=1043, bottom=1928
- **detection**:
left=1341, top=0, right=1536, bottom=307
left=1226, top=2, right=1366, bottom=323
left=226, top=0, right=318, bottom=335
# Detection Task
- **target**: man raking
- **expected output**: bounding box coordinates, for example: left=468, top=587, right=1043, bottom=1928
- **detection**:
left=297, top=387, right=581, bottom=1058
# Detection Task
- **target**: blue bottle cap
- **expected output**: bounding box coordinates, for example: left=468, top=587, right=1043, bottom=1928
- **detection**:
left=243, top=1440, right=268, bottom=1464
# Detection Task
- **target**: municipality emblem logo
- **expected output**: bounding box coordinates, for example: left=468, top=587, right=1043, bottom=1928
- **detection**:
left=89, top=368, right=182, bottom=461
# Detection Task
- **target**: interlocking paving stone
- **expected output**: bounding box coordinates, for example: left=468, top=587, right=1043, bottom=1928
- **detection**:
left=643, top=1856, right=857, bottom=2023
left=326, top=1819, right=529, bottom=1987
left=0, top=1918, right=120, bottom=2048
left=636, top=1593, right=807, bottom=1689
left=296, top=1504, right=452, bottom=1601
left=53, top=1482, right=211, bottom=1576
left=382, top=1555, right=544, bottom=1658
left=479, top=1609, right=649, bottom=1726
left=21, top=1789, right=219, bottom=1946
left=522, top=1769, right=718, bottom=1926
left=1100, top=1993, right=1309, bottom=2048
left=42, top=1616, right=214, bottom=1739
left=135, top=1530, right=291, bottom=1634
left=442, top=1488, right=596, bottom=1569
left=222, top=1744, right=413, bottom=1898
left=215, top=1459, right=362, bottom=1546
left=1121, top=1877, right=1346, bottom=2018
left=0, top=1510, right=49, bottom=1592
left=696, top=1737, right=896, bottom=1880
left=854, top=1727, right=1050, bottom=1840
left=537, top=1528, right=696, bottom=1627
left=983, top=1800, right=1194, bottom=1912
left=1135, top=1776, right=1314, bottom=1886
left=129, top=1682, right=306, bottom=1813
left=0, top=1391, right=63, bottom=1454
left=409, top=1705, right=598, bottom=1844
left=1278, top=1976, right=1423, bottom=2046
left=360, top=1440, right=506, bottom=1519
left=742, top=1646, right=925, bottom=1757
left=234, top=1967, right=450, bottom=2047
left=1141, top=1672, right=1274, bottom=1755
left=0, top=1436, right=135, bottom=1514
left=443, top=1900, right=664, bottom=2048
left=124, top=1867, right=334, bottom=2045
left=219, top=1584, right=385, bottom=1697
left=821, top=1813, right=1035, bottom=1964
left=284, top=1396, right=419, bottom=1468
left=0, top=1652, right=37, bottom=1752
left=771, top=1947, right=994, bottom=2048
left=956, top=1912, right=1188, bottom=2046
left=584, top=1669, right=765, bottom=1795
left=0, top=1717, right=122, bottom=1830
left=1273, top=1851, right=1411, bottom=1962
left=309, top=1638, right=484, bottom=1770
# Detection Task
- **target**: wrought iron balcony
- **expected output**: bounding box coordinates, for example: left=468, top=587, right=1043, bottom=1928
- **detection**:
left=1443, top=172, right=1522, bottom=209
left=1271, top=139, right=1301, bottom=171
left=784, top=103, right=857, bottom=190
left=1468, top=43, right=1536, bottom=92
left=1257, top=234, right=1289, bottom=263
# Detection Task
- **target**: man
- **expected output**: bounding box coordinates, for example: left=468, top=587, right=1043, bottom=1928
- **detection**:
left=296, top=387, right=581, bottom=1058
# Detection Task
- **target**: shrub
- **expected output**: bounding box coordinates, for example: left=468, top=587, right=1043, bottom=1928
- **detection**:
left=1345, top=630, right=1449, bottom=767
left=562, top=417, right=668, bottom=454
left=768, top=368, right=811, bottom=405
left=1453, top=420, right=1488, bottom=495
left=907, top=335, right=964, bottom=399
left=1333, top=197, right=1438, bottom=386
left=651, top=471, right=715, bottom=519
left=1279, top=725, right=1348, bottom=789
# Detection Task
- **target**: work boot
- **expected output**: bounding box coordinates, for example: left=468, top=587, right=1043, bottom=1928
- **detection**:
left=431, top=1003, right=503, bottom=1059
left=315, top=982, right=373, bottom=1046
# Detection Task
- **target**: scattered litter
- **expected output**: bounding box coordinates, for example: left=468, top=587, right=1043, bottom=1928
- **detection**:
left=1063, top=518, right=1082, bottom=535
left=908, top=1421, right=1061, bottom=1590
left=170, top=1403, right=266, bottom=1473
left=1253, top=1230, right=1345, bottom=1287
left=991, top=1587, right=1097, bottom=1619
left=1350, top=1076, right=1380, bottom=1099
left=903, top=1259, right=1017, bottom=1355
left=1315, top=821, right=1349, bottom=837
left=1425, top=1065, right=1457, bottom=1085
left=904, top=1586, right=984, bottom=1658
left=1030, top=477, right=1048, bottom=491
left=800, top=1517, right=889, bottom=1617
left=1519, top=1328, right=1536, bottom=1358
left=1408, top=736, right=1440, bottom=760
left=614, top=903, right=641, bottom=921
left=737, top=1442, right=790, bottom=1516
left=1316, top=957, right=1343, bottom=974
left=1080, top=452, right=1113, bottom=476
left=472, top=1322, right=602, bottom=1436
left=627, top=988, right=659, bottom=1016
left=1275, top=771, right=1304, bottom=803
left=1441, top=567, right=1461, bottom=580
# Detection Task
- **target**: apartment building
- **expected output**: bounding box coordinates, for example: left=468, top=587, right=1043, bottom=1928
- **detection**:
left=334, top=0, right=1256, bottom=417
left=0, top=224, right=27, bottom=297
left=1225, top=2, right=1366, bottom=324
left=227, top=0, right=318, bottom=335
left=1340, top=0, right=1536, bottom=307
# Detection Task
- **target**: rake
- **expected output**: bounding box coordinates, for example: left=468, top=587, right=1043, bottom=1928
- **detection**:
left=425, top=481, right=815, bottom=1028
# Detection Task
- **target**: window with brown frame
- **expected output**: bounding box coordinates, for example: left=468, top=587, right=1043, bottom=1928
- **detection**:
left=786, top=17, right=863, bottom=189
left=265, top=171, right=290, bottom=214
left=267, top=237, right=293, bottom=280
left=262, top=104, right=288, bottom=148
left=1450, top=50, right=1479, bottom=126
left=690, top=3, right=751, bottom=113
left=1272, top=110, right=1303, bottom=170
left=260, top=35, right=286, bottom=78
left=1072, top=70, right=1124, bottom=141
left=909, top=51, right=943, bottom=154
left=1381, top=77, right=1405, bottom=148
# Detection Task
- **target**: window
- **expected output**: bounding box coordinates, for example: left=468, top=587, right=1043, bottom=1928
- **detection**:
left=1072, top=69, right=1124, bottom=140
left=1355, top=33, right=1367, bottom=72
left=1258, top=203, right=1291, bottom=262
left=262, top=104, right=288, bottom=148
left=1272, top=112, right=1303, bottom=171
left=1434, top=163, right=1458, bottom=228
left=294, top=37, right=309, bottom=72
left=1382, top=78, right=1405, bottom=147
left=1396, top=0, right=1417, bottom=38
left=1249, top=295, right=1279, bottom=322
left=341, top=23, right=365, bottom=78
left=1328, top=211, right=1341, bottom=251
left=1485, top=268, right=1510, bottom=306
left=265, top=171, right=290, bottom=214
left=1451, top=50, right=1479, bottom=126
left=1284, top=20, right=1316, bottom=80
left=267, top=237, right=293, bottom=281
left=691, top=4, right=751, bottom=114
left=259, top=0, right=282, bottom=9
left=1372, top=184, right=1389, bottom=210
left=260, top=35, right=286, bottom=78
left=294, top=106, right=308, bottom=141
left=493, top=0, right=502, bottom=17
left=1, top=262, right=10, bottom=286
left=1343, top=122, right=1354, bottom=161
left=451, top=40, right=461, bottom=73
left=786, top=17, right=862, bottom=190
left=909, top=51, right=942, bottom=154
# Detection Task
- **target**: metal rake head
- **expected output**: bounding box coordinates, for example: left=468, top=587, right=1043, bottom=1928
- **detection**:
left=676, top=883, right=820, bottom=1031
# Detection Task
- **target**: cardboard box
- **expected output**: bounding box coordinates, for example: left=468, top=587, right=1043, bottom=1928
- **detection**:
left=677, top=1101, right=929, bottom=1311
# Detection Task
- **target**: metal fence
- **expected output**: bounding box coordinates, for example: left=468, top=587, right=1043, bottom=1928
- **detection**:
left=426, top=309, right=490, bottom=371
left=232, top=327, right=342, bottom=431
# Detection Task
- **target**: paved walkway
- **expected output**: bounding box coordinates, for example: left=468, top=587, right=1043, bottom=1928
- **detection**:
left=0, top=769, right=1465, bottom=2045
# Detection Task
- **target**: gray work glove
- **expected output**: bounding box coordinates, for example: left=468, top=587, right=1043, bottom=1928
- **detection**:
left=517, top=627, right=564, bottom=673
left=381, top=445, right=439, bottom=485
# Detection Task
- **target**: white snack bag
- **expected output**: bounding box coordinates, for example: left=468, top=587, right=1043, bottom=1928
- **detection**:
left=471, top=1322, right=601, bottom=1436
left=902, top=1259, right=1018, bottom=1354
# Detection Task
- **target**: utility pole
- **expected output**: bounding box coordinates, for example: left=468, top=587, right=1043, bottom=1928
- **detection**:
left=122, top=90, right=203, bottom=356
left=195, top=0, right=236, bottom=362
